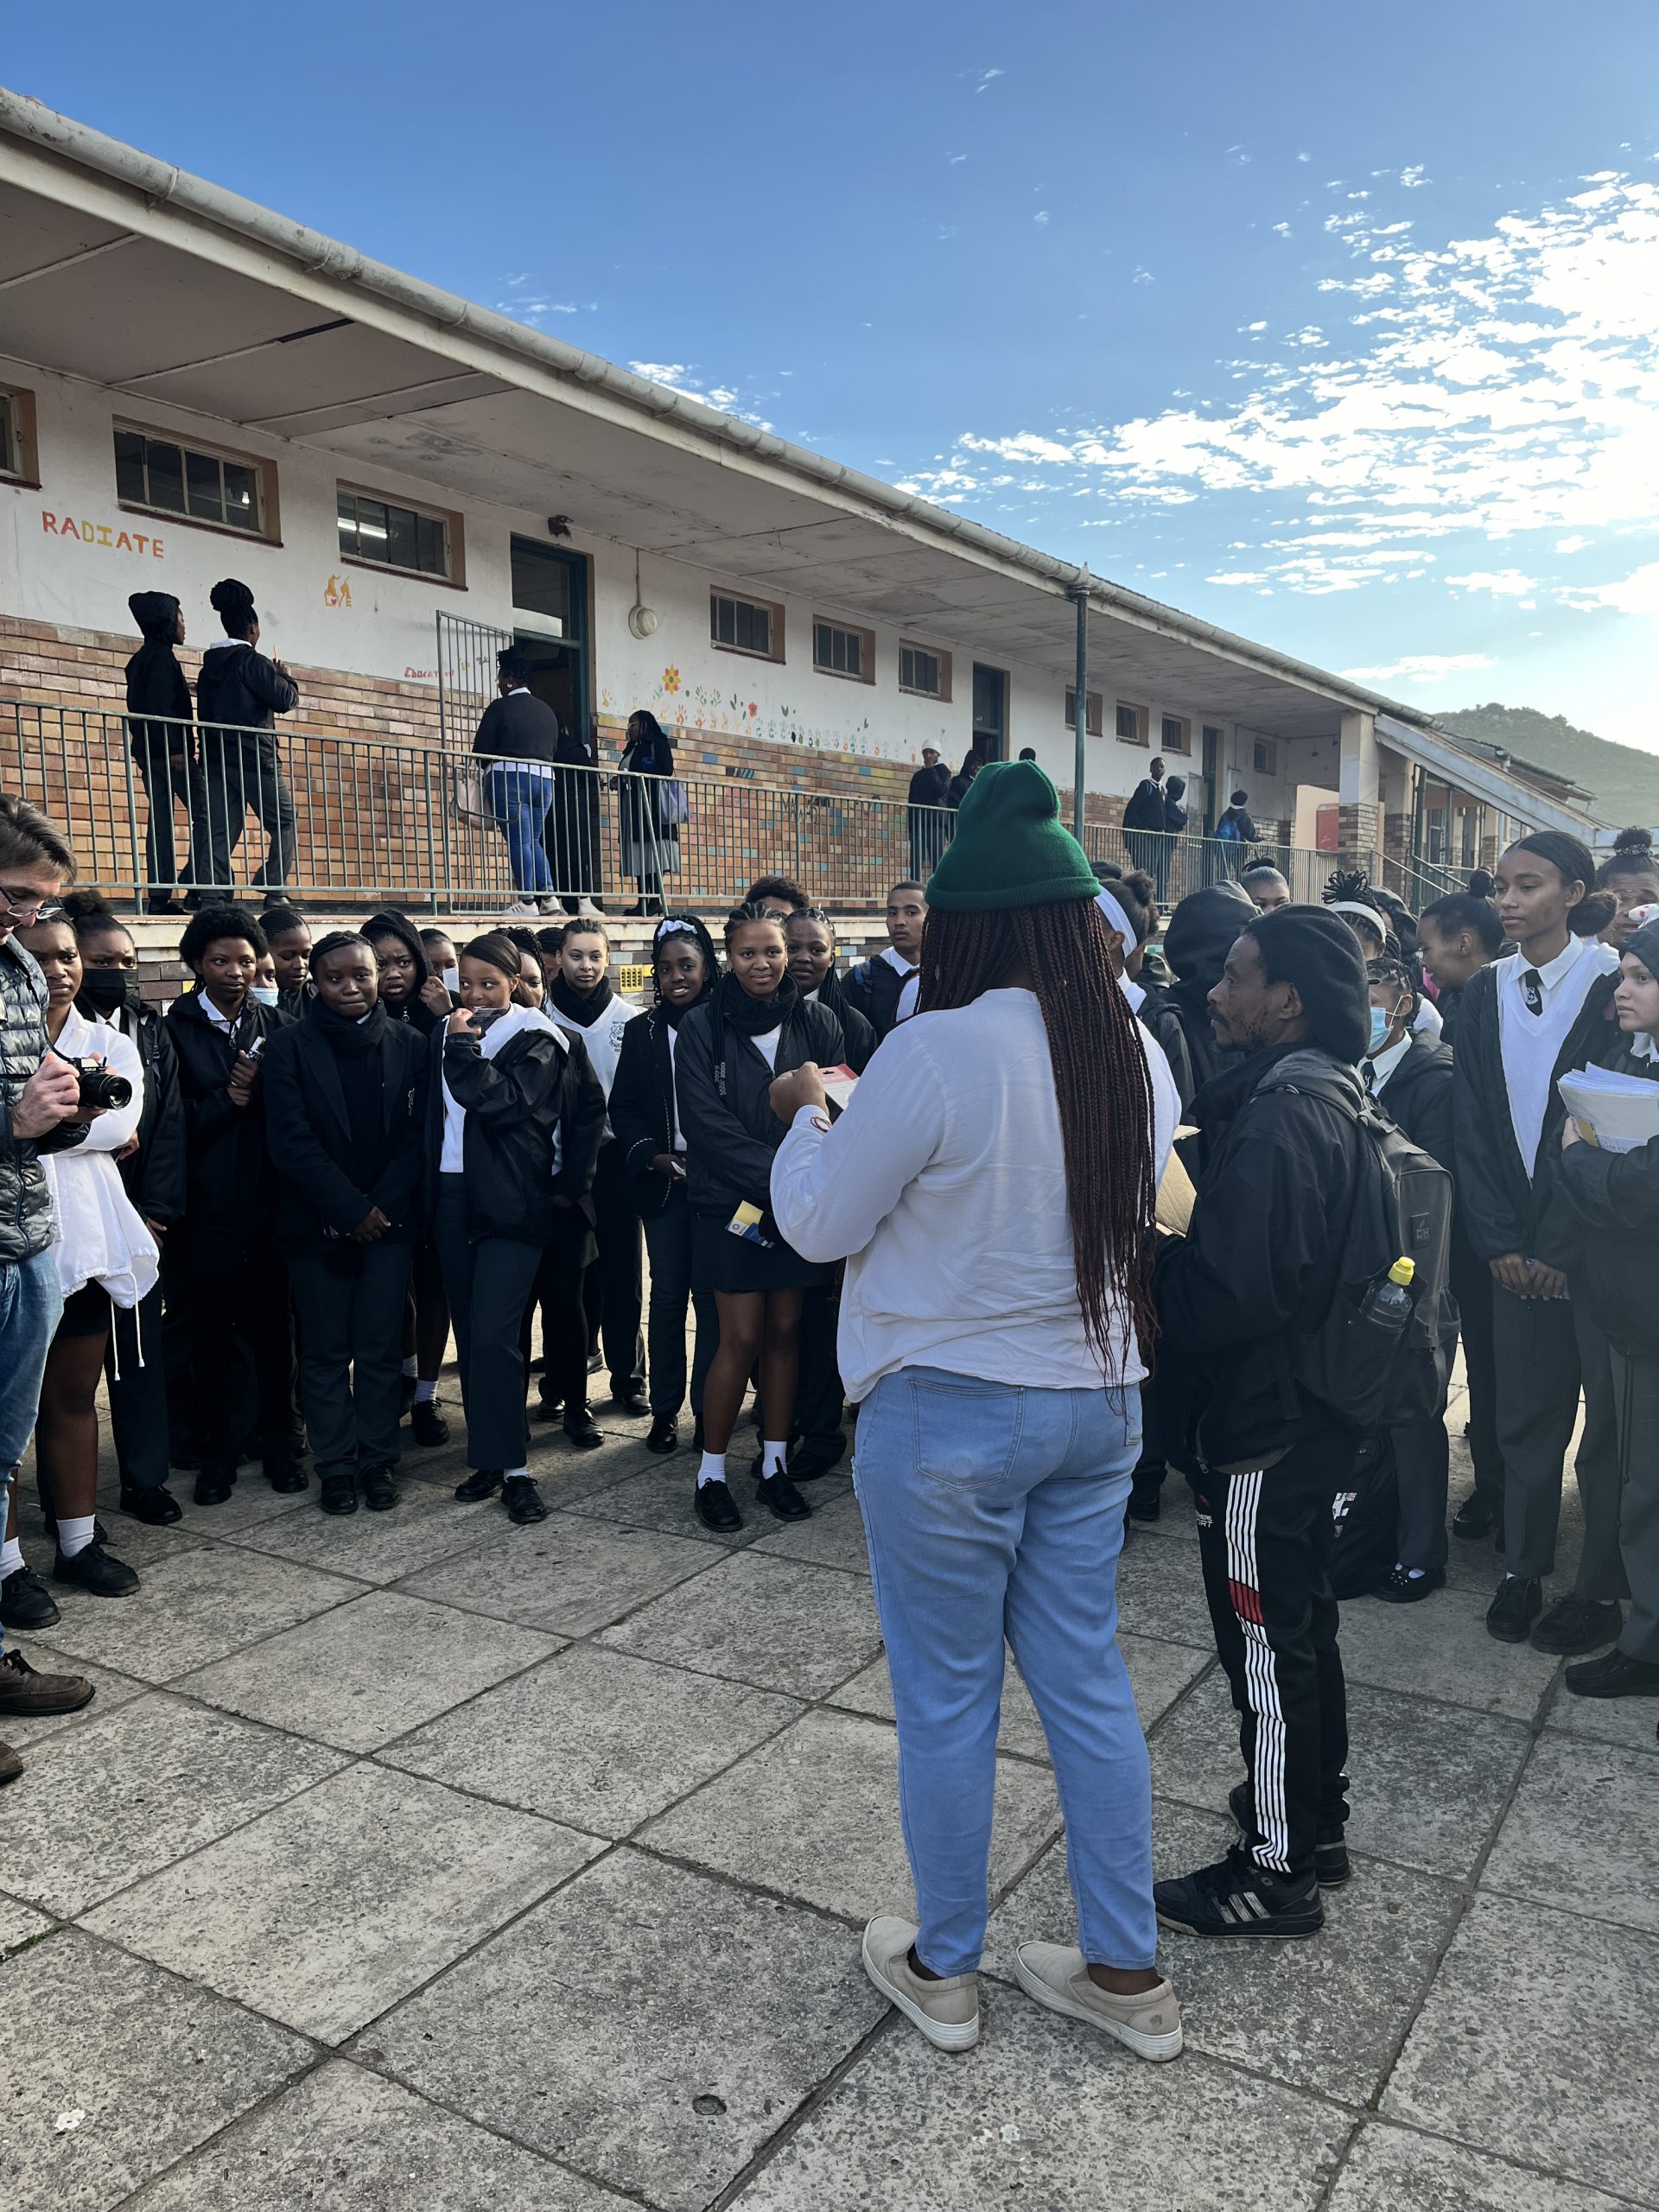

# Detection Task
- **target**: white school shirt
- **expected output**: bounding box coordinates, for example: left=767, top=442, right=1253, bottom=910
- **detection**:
left=751, top=1025, right=782, bottom=1071
left=1365, top=1033, right=1413, bottom=1097
left=1497, top=933, right=1618, bottom=1179
left=665, top=1023, right=686, bottom=1151
left=769, top=987, right=1177, bottom=1403
left=880, top=943, right=922, bottom=1027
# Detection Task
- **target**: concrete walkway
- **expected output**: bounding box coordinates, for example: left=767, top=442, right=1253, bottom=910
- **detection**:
left=3, top=1382, right=1654, bottom=2212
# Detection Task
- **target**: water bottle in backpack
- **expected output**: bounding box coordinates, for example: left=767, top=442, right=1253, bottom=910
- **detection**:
left=1357, top=1256, right=1416, bottom=1338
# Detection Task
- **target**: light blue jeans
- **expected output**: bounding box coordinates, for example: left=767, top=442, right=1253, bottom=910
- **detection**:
left=484, top=761, right=555, bottom=898
left=854, top=1365, right=1154, bottom=1978
left=0, top=1248, right=65, bottom=1657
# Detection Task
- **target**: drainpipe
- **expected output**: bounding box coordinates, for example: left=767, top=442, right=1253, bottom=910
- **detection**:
left=1071, top=569, right=1090, bottom=846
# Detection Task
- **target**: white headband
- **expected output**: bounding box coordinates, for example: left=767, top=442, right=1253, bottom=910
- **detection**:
left=1094, top=887, right=1136, bottom=946
left=1328, top=899, right=1389, bottom=941
left=654, top=919, right=697, bottom=942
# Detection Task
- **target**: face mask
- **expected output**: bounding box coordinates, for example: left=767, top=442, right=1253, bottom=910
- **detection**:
left=80, top=969, right=134, bottom=1015
left=251, top=985, right=280, bottom=1008
left=442, top=966, right=461, bottom=995
left=1368, top=1006, right=1393, bottom=1052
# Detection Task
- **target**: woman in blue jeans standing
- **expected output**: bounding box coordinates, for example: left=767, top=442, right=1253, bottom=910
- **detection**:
left=473, top=650, right=563, bottom=914
left=770, top=759, right=1183, bottom=2061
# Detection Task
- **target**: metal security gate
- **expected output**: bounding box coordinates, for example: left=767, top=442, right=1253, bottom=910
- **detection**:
left=435, top=609, right=512, bottom=748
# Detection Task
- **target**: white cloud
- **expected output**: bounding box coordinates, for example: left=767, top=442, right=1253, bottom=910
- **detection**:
left=1446, top=568, right=1539, bottom=596
left=1298, top=152, right=1311, bottom=163
left=1562, top=561, right=1659, bottom=617
left=974, top=67, right=1003, bottom=92
left=1033, top=210, right=1050, bottom=226
left=626, top=361, right=773, bottom=431
left=1132, top=266, right=1154, bottom=284
left=1273, top=221, right=1293, bottom=238
left=947, top=151, right=967, bottom=163
left=1555, top=533, right=1592, bottom=552
left=1342, top=653, right=1495, bottom=685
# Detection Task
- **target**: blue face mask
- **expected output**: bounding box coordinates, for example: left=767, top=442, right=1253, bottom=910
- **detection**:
left=1368, top=1005, right=1393, bottom=1052
left=250, top=985, right=280, bottom=1008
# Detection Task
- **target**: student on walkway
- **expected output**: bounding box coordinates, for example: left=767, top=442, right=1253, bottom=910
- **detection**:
left=770, top=760, right=1180, bottom=2059
left=194, top=578, right=299, bottom=900
left=264, top=933, right=429, bottom=1516
left=1451, top=832, right=1622, bottom=1650
left=124, top=590, right=197, bottom=914
left=674, top=902, right=843, bottom=1532
left=1154, top=905, right=1372, bottom=1939
left=429, top=932, right=605, bottom=1523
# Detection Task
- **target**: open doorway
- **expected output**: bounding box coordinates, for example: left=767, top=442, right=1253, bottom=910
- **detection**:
left=511, top=537, right=592, bottom=751
left=970, top=663, right=1009, bottom=764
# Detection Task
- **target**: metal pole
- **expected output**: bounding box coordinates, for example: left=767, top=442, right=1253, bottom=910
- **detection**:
left=1071, top=569, right=1090, bottom=844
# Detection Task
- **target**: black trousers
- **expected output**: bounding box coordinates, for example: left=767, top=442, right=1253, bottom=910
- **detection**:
left=1449, top=1226, right=1502, bottom=1501
left=792, top=1278, right=845, bottom=1454
left=287, top=1244, right=411, bottom=1484
left=529, top=1208, right=594, bottom=1417
left=1492, top=1286, right=1621, bottom=1586
left=1192, top=1421, right=1351, bottom=1881
left=131, top=732, right=203, bottom=899
left=641, top=1186, right=715, bottom=1418
left=198, top=731, right=296, bottom=892
left=1390, top=1330, right=1458, bottom=1573
left=587, top=1143, right=644, bottom=1395
left=105, top=1281, right=169, bottom=1490
left=434, top=1176, right=539, bottom=1473
left=178, top=1244, right=298, bottom=1481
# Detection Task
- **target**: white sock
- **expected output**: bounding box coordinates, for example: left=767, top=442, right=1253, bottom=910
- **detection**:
left=697, top=1451, right=728, bottom=1489
left=57, top=1515, right=97, bottom=1560
left=0, top=1536, right=22, bottom=1580
left=504, top=1464, right=530, bottom=1483
left=760, top=1439, right=788, bottom=1478
left=402, top=1356, right=418, bottom=1378
left=414, top=1378, right=437, bottom=1404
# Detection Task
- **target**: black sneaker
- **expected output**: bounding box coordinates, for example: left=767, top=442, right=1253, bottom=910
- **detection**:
left=410, top=1400, right=449, bottom=1448
left=1372, top=1564, right=1445, bottom=1605
left=1227, top=1783, right=1351, bottom=1890
left=53, top=1540, right=140, bottom=1598
left=502, top=1475, right=548, bottom=1524
left=1154, top=1847, right=1325, bottom=1939
left=1486, top=1575, right=1542, bottom=1643
left=318, top=1472, right=359, bottom=1516
left=0, top=1566, right=60, bottom=1632
left=756, top=1472, right=811, bottom=1522
left=119, top=1484, right=182, bottom=1526
left=645, top=1413, right=679, bottom=1455
left=1565, top=1646, right=1659, bottom=1699
left=1452, top=1491, right=1499, bottom=1540
left=1532, top=1595, right=1623, bottom=1656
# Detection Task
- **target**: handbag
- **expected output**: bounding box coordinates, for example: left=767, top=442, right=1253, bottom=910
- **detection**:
left=661, top=777, right=689, bottom=828
left=453, top=760, right=491, bottom=824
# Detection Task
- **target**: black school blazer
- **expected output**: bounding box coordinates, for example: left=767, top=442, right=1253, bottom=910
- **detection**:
left=423, top=1018, right=606, bottom=1245
left=609, top=1006, right=689, bottom=1218
left=263, top=1013, right=430, bottom=1249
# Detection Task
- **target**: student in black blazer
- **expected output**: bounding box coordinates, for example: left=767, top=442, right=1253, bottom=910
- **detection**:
left=427, top=931, right=606, bottom=1522
left=1451, top=831, right=1622, bottom=1650
left=264, top=935, right=430, bottom=1516
left=609, top=916, right=721, bottom=1455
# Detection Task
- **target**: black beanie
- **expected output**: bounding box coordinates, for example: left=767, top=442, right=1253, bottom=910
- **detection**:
left=1248, top=904, right=1372, bottom=1063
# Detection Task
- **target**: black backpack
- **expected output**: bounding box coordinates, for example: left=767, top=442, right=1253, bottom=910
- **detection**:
left=1254, top=1049, right=1453, bottom=1430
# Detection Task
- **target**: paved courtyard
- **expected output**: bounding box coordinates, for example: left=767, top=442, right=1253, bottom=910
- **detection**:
left=3, top=1360, right=1656, bottom=2212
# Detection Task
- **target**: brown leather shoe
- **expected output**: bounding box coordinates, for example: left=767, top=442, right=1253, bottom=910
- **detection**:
left=0, top=1648, right=96, bottom=1719
left=0, top=1739, right=20, bottom=1787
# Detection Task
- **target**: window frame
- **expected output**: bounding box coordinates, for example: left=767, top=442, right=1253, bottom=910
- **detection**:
left=1064, top=687, right=1104, bottom=737
left=1115, top=701, right=1149, bottom=747
left=0, top=382, right=41, bottom=487
left=811, top=616, right=876, bottom=685
left=112, top=420, right=279, bottom=543
left=336, top=480, right=465, bottom=588
left=1253, top=737, right=1279, bottom=777
left=898, top=640, right=951, bottom=701
left=710, top=588, right=785, bottom=664
left=1160, top=714, right=1192, bottom=755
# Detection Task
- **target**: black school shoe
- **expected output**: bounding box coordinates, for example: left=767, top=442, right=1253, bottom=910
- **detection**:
left=194, top=1465, right=236, bottom=1506
left=502, top=1475, right=547, bottom=1524
left=0, top=1566, right=60, bottom=1632
left=1486, top=1575, right=1542, bottom=1643
left=1565, top=1646, right=1659, bottom=1699
left=531, top=1395, right=563, bottom=1424
left=1155, top=1848, right=1325, bottom=1939
left=119, top=1484, right=182, bottom=1526
left=695, top=1479, right=743, bottom=1533
left=1228, top=1783, right=1350, bottom=1889
left=410, top=1400, right=449, bottom=1448
left=361, top=1467, right=399, bottom=1513
left=563, top=1408, right=604, bottom=1451
left=645, top=1414, right=679, bottom=1455
left=454, top=1469, right=503, bottom=1502
left=788, top=1435, right=847, bottom=1482
left=756, top=1472, right=811, bottom=1522
left=1531, top=1595, right=1623, bottom=1656
left=609, top=1386, right=651, bottom=1418
left=53, top=1539, right=140, bottom=1598
left=266, top=1463, right=308, bottom=1495
left=319, top=1472, right=359, bottom=1516
left=1372, top=1564, right=1446, bottom=1605
left=1452, top=1491, right=1500, bottom=1541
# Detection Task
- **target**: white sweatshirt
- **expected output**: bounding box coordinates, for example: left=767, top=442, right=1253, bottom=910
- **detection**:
left=770, top=987, right=1176, bottom=1402
left=40, top=1007, right=157, bottom=1308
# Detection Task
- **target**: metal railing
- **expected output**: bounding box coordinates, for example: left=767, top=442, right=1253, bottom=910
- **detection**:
left=3, top=696, right=1377, bottom=917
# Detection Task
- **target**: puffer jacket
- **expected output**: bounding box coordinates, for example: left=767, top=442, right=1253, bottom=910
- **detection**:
left=0, top=936, right=86, bottom=1263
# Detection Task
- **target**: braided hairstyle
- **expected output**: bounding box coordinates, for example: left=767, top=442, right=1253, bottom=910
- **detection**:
left=917, top=898, right=1158, bottom=1370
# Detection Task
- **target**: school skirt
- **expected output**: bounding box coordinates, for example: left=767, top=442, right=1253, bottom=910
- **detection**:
left=691, top=1214, right=831, bottom=1295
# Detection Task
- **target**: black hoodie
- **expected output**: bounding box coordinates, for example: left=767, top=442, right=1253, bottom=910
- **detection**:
left=124, top=592, right=192, bottom=760
left=1162, top=880, right=1255, bottom=1093
left=364, top=910, right=440, bottom=1036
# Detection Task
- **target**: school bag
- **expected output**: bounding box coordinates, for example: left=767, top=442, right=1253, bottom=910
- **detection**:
left=1255, top=1049, right=1453, bottom=1430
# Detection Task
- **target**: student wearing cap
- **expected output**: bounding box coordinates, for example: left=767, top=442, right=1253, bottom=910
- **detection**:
left=1539, top=906, right=1659, bottom=1702
left=771, top=760, right=1182, bottom=2063
left=1154, top=904, right=1373, bottom=1939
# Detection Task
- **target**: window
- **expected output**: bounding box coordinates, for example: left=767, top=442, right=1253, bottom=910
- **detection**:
left=899, top=642, right=951, bottom=699
left=1253, top=738, right=1278, bottom=776
left=972, top=663, right=1009, bottom=756
left=337, top=486, right=455, bottom=580
left=114, top=424, right=269, bottom=536
left=812, top=618, right=874, bottom=683
left=0, top=385, right=39, bottom=485
left=1160, top=715, right=1191, bottom=754
left=1115, top=702, right=1148, bottom=747
left=711, top=590, right=784, bottom=661
left=1064, top=688, right=1104, bottom=736
left=512, top=537, right=576, bottom=631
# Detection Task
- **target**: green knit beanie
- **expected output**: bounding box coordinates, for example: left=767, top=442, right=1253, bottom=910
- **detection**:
left=925, top=759, right=1100, bottom=912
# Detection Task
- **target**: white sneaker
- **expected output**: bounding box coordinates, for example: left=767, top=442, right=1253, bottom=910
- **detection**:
left=575, top=898, right=603, bottom=919
left=861, top=1916, right=979, bottom=2051
left=504, top=899, right=540, bottom=917
left=1013, top=1942, right=1182, bottom=2061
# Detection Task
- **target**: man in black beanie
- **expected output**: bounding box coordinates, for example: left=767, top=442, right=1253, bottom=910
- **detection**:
left=1153, top=905, right=1370, bottom=1940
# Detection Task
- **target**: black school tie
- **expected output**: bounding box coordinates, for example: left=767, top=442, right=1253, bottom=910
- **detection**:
left=1521, top=969, right=1543, bottom=1016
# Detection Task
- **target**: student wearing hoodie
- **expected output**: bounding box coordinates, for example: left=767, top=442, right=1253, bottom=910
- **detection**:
left=1154, top=905, right=1372, bottom=1939
left=194, top=579, right=300, bottom=901
left=264, top=906, right=313, bottom=1021
left=1160, top=880, right=1255, bottom=1097
left=124, top=590, right=198, bottom=913
left=265, top=934, right=430, bottom=1516
left=1452, top=831, right=1622, bottom=1651
left=165, top=904, right=298, bottom=1504
left=428, top=932, right=606, bottom=1522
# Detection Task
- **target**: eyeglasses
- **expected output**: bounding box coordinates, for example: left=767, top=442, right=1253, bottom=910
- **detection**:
left=0, top=890, right=63, bottom=923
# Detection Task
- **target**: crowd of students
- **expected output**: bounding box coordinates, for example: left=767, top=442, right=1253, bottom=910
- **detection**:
left=0, top=772, right=1654, bottom=2051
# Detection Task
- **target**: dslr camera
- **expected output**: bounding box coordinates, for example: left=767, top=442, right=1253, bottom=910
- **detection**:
left=63, top=1056, right=133, bottom=1112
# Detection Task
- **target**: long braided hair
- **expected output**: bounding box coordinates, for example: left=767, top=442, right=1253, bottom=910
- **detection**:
left=918, top=897, right=1160, bottom=1369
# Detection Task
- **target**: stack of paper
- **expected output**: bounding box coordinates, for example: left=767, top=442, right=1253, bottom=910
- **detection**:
left=1558, top=1066, right=1659, bottom=1154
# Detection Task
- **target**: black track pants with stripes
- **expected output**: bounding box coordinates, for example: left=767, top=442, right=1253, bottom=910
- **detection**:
left=1191, top=1422, right=1351, bottom=1880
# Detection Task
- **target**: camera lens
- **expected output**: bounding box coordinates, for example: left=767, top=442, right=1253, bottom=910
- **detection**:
left=73, top=1059, right=133, bottom=1112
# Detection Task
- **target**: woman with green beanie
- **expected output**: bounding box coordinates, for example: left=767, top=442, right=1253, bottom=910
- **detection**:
left=769, top=760, right=1183, bottom=2062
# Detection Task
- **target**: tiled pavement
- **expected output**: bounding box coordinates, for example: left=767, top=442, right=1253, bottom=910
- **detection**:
left=3, top=1369, right=1656, bottom=2212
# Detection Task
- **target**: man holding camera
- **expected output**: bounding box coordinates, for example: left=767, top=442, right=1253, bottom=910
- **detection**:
left=0, top=795, right=98, bottom=1783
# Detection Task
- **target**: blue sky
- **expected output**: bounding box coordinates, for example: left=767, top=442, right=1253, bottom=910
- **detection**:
left=12, top=2, right=1659, bottom=750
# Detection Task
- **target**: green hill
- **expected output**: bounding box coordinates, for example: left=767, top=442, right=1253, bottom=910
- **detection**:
left=1437, top=702, right=1659, bottom=829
